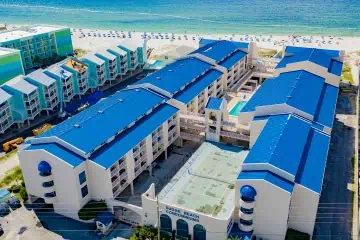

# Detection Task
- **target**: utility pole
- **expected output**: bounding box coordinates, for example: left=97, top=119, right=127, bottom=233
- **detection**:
left=157, top=196, right=161, bottom=240
left=59, top=69, right=66, bottom=118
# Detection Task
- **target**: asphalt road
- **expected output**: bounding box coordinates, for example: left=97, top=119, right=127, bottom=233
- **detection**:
left=313, top=94, right=356, bottom=240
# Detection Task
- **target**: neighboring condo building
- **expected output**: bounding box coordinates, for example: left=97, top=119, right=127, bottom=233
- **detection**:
left=17, top=42, right=342, bottom=240
left=62, top=58, right=89, bottom=96
left=0, top=88, right=14, bottom=133
left=44, top=65, right=76, bottom=103
left=25, top=69, right=59, bottom=114
left=0, top=25, right=73, bottom=70
left=0, top=47, right=25, bottom=85
left=1, top=76, right=41, bottom=125
left=0, top=40, right=147, bottom=134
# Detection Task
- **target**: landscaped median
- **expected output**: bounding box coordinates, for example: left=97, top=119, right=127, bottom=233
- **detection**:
left=341, top=65, right=354, bottom=84
left=78, top=200, right=108, bottom=221
left=0, top=166, right=27, bottom=201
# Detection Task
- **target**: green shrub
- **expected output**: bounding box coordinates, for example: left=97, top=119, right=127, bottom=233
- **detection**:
left=285, top=228, right=310, bottom=240
left=8, top=184, right=21, bottom=193
left=78, top=200, right=107, bottom=220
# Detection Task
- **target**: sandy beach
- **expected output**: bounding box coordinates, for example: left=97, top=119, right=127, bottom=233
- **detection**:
left=5, top=24, right=360, bottom=69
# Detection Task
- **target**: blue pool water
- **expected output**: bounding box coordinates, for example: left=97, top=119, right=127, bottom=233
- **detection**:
left=151, top=60, right=164, bottom=68
left=229, top=101, right=247, bottom=116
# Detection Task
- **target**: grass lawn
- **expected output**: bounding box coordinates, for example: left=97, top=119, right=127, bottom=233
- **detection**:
left=0, top=149, right=18, bottom=163
left=0, top=166, right=23, bottom=188
left=74, top=48, right=88, bottom=58
left=258, top=48, right=277, bottom=58
left=0, top=166, right=27, bottom=201
left=78, top=200, right=107, bottom=220
left=341, top=65, right=354, bottom=84
left=285, top=228, right=310, bottom=240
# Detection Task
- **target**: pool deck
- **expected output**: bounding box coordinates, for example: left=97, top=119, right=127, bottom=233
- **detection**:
left=158, top=142, right=248, bottom=219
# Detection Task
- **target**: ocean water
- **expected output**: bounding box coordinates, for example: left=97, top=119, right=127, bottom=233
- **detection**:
left=0, top=0, right=359, bottom=36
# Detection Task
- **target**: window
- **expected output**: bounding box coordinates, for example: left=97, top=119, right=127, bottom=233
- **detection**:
left=79, top=171, right=87, bottom=185
left=81, top=185, right=88, bottom=198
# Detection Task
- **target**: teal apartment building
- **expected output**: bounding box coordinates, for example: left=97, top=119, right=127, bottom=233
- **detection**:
left=0, top=48, right=25, bottom=85
left=25, top=69, right=59, bottom=113
left=107, top=47, right=128, bottom=79
left=0, top=88, right=14, bottom=133
left=118, top=40, right=146, bottom=71
left=44, top=65, right=75, bottom=103
left=1, top=76, right=41, bottom=125
left=95, top=51, right=118, bottom=82
left=0, top=25, right=73, bottom=70
left=0, top=40, right=146, bottom=134
left=62, top=58, right=90, bottom=96
left=81, top=53, right=106, bottom=89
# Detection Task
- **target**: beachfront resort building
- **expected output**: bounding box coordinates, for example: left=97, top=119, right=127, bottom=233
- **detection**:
left=0, top=47, right=25, bottom=85
left=0, top=25, right=73, bottom=70
left=17, top=40, right=343, bottom=240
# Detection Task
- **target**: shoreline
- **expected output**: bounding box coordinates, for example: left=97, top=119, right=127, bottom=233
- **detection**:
left=3, top=23, right=360, bottom=67
left=2, top=20, right=360, bottom=38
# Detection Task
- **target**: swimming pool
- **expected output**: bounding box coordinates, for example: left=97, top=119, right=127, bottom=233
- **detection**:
left=229, top=101, right=248, bottom=116
left=150, top=60, right=164, bottom=69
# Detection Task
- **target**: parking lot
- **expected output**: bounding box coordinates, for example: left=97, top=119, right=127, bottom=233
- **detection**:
left=313, top=94, right=357, bottom=239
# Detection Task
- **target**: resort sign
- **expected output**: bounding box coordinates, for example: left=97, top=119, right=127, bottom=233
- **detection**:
left=165, top=206, right=200, bottom=222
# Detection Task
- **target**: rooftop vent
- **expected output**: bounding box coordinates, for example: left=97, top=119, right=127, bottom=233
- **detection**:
left=118, top=99, right=124, bottom=102
left=156, top=76, right=161, bottom=80
left=73, top=124, right=81, bottom=128
left=98, top=110, right=104, bottom=114
left=286, top=96, right=292, bottom=98
left=135, top=89, right=140, bottom=92
left=168, top=69, right=174, bottom=72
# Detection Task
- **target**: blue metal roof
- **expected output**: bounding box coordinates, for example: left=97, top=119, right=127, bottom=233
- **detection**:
left=295, top=129, right=330, bottom=193
left=206, top=97, right=224, bottom=110
left=241, top=71, right=325, bottom=117
left=244, top=114, right=311, bottom=178
left=276, top=46, right=342, bottom=76
left=90, top=103, right=178, bottom=169
left=199, top=38, right=218, bottom=47
left=313, top=84, right=339, bottom=128
left=237, top=171, right=294, bottom=193
left=37, top=88, right=166, bottom=154
left=193, top=40, right=248, bottom=62
left=25, top=143, right=84, bottom=167
left=219, top=50, right=247, bottom=69
left=135, top=57, right=212, bottom=95
left=173, top=69, right=222, bottom=104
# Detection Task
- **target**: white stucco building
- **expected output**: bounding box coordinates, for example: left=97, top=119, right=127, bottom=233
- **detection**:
left=17, top=42, right=343, bottom=240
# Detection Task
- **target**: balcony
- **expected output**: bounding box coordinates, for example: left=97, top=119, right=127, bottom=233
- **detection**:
left=119, top=160, right=127, bottom=169
left=0, top=104, right=9, bottom=112
left=111, top=166, right=119, bottom=176
left=112, top=177, right=120, bottom=188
